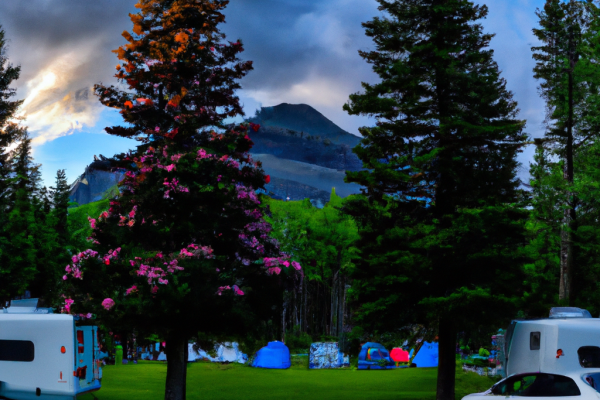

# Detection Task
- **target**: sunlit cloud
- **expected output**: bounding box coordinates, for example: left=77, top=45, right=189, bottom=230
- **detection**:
left=16, top=47, right=105, bottom=145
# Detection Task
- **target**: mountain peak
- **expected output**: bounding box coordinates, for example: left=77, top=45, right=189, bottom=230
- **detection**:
left=251, top=103, right=360, bottom=147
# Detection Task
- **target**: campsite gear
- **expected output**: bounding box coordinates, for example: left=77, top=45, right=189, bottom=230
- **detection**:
left=251, top=341, right=291, bottom=369
left=390, top=348, right=410, bottom=366
left=412, top=342, right=439, bottom=368
left=186, top=342, right=248, bottom=363
left=115, top=345, right=123, bottom=366
left=309, top=342, right=350, bottom=369
left=357, top=342, right=393, bottom=369
left=503, top=307, right=600, bottom=376
left=0, top=300, right=102, bottom=400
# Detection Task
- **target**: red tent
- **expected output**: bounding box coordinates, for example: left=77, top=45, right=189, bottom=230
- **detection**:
left=390, top=348, right=410, bottom=366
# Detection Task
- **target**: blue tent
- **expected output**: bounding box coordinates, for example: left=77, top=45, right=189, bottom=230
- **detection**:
left=412, top=341, right=438, bottom=368
left=252, top=341, right=291, bottom=369
left=358, top=342, right=393, bottom=370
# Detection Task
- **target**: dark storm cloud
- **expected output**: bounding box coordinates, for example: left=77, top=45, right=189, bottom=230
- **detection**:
left=223, top=0, right=379, bottom=92
left=0, top=0, right=137, bottom=90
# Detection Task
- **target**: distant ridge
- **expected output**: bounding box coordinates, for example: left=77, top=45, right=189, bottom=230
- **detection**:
left=70, top=103, right=364, bottom=207
left=250, top=103, right=361, bottom=147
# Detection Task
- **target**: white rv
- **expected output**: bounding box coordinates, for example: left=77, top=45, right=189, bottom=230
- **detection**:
left=505, top=307, right=600, bottom=376
left=0, top=300, right=102, bottom=400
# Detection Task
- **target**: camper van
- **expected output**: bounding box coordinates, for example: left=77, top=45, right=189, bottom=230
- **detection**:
left=0, top=300, right=102, bottom=400
left=503, top=307, right=600, bottom=376
left=461, top=308, right=600, bottom=399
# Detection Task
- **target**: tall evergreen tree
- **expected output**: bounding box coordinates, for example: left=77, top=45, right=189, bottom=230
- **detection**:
left=0, top=27, right=21, bottom=128
left=63, top=2, right=301, bottom=400
left=531, top=0, right=600, bottom=304
left=50, top=169, right=71, bottom=246
left=344, top=1, right=528, bottom=398
left=0, top=26, right=24, bottom=301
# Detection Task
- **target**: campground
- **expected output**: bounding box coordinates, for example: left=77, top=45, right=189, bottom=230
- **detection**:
left=80, top=360, right=496, bottom=400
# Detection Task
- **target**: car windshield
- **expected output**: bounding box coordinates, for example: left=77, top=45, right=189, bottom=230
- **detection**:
left=491, top=373, right=581, bottom=397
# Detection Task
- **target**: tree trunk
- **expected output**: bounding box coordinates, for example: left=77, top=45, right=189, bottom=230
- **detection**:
left=436, top=318, right=457, bottom=400
left=164, top=331, right=188, bottom=400
left=560, top=36, right=576, bottom=304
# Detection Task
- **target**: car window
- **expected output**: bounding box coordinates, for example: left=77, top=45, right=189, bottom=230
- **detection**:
left=583, top=373, right=600, bottom=392
left=492, top=373, right=581, bottom=397
left=578, top=346, right=600, bottom=368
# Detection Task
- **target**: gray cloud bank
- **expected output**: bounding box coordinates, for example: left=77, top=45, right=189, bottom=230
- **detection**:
left=0, top=0, right=548, bottom=182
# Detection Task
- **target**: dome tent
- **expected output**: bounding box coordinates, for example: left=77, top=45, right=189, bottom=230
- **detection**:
left=251, top=341, right=291, bottom=369
left=358, top=342, right=393, bottom=370
left=412, top=341, right=438, bottom=368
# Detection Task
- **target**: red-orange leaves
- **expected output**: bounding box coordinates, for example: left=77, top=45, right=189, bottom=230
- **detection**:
left=122, top=30, right=134, bottom=42
left=165, top=128, right=179, bottom=139
left=136, top=98, right=154, bottom=106
left=175, top=32, right=189, bottom=43
left=124, top=101, right=134, bottom=109
left=167, top=95, right=181, bottom=108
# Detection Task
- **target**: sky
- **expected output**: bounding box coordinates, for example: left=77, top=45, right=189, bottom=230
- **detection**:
left=0, top=0, right=547, bottom=187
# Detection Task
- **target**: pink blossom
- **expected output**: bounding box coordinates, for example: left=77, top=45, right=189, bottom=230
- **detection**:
left=282, top=261, right=290, bottom=268
left=292, top=261, right=301, bottom=271
left=62, top=275, right=67, bottom=280
left=64, top=298, right=74, bottom=313
left=88, top=217, right=96, bottom=230
left=125, top=285, right=138, bottom=296
left=171, top=154, right=183, bottom=162
left=101, top=298, right=115, bottom=310
left=151, top=286, right=159, bottom=294
left=216, top=286, right=231, bottom=296
left=268, top=267, right=281, bottom=275
left=158, top=278, right=169, bottom=285
left=232, top=285, right=244, bottom=296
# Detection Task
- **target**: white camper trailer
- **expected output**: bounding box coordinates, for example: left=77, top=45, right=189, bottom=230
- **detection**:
left=0, top=300, right=102, bottom=400
left=505, top=307, right=600, bottom=376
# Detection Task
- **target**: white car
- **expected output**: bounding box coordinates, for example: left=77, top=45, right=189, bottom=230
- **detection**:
left=462, top=370, right=600, bottom=399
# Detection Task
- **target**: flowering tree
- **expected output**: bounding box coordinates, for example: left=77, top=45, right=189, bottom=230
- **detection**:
left=62, top=1, right=300, bottom=399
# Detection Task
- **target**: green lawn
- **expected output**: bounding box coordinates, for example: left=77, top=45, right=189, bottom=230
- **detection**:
left=81, top=361, right=496, bottom=400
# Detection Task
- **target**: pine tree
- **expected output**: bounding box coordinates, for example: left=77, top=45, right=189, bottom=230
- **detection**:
left=0, top=25, right=24, bottom=301
left=344, top=1, right=528, bottom=398
left=50, top=169, right=71, bottom=245
left=0, top=27, right=21, bottom=128
left=531, top=0, right=600, bottom=304
left=63, top=2, right=300, bottom=399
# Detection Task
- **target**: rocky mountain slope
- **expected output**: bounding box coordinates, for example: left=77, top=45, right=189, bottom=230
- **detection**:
left=69, top=104, right=364, bottom=206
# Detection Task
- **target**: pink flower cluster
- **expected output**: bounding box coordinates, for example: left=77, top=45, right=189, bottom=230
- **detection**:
left=216, top=285, right=244, bottom=296
left=117, top=206, right=138, bottom=227
left=196, top=148, right=216, bottom=160
left=63, top=248, right=121, bottom=280
left=102, top=298, right=115, bottom=310
left=263, top=257, right=302, bottom=275
left=236, top=186, right=260, bottom=204
left=64, top=298, right=74, bottom=313
left=163, top=177, right=189, bottom=198
left=130, top=244, right=214, bottom=294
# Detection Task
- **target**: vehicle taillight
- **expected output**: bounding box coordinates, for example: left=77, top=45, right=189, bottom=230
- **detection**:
left=61, top=346, right=66, bottom=354
left=77, top=331, right=84, bottom=354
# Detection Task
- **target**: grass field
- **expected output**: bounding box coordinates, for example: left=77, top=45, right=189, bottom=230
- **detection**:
left=80, top=360, right=497, bottom=400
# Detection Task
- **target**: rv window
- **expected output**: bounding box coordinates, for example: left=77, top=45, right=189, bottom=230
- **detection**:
left=492, top=373, right=580, bottom=397
left=0, top=340, right=34, bottom=362
left=530, top=332, right=541, bottom=350
left=578, top=346, right=600, bottom=368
